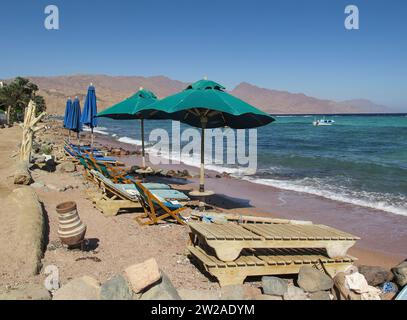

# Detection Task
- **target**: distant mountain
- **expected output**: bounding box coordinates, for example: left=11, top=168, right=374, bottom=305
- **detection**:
left=1, top=74, right=392, bottom=115
left=231, top=82, right=392, bottom=114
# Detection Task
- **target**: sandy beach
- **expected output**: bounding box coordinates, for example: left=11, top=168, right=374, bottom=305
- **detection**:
left=0, top=119, right=405, bottom=297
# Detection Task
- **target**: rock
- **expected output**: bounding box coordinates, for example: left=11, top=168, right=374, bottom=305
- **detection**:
left=0, top=284, right=51, bottom=300
left=391, top=261, right=407, bottom=287
left=47, top=184, right=59, bottom=191
left=255, top=294, right=283, bottom=300
left=262, top=276, right=288, bottom=296
left=178, top=288, right=220, bottom=300
left=297, top=266, right=333, bottom=293
left=140, top=271, right=181, bottom=300
left=31, top=181, right=46, bottom=189
left=57, top=162, right=76, bottom=173
left=283, top=286, right=308, bottom=300
left=14, top=161, right=33, bottom=185
left=215, top=174, right=222, bottom=178
left=358, top=265, right=393, bottom=286
left=333, top=272, right=361, bottom=300
left=100, top=275, right=133, bottom=300
left=53, top=276, right=101, bottom=300
left=124, top=258, right=161, bottom=293
left=380, top=292, right=397, bottom=300
left=309, top=291, right=331, bottom=300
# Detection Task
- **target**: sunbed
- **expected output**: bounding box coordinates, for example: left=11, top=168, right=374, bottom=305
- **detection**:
left=133, top=181, right=188, bottom=225
left=90, top=170, right=189, bottom=217
left=63, top=143, right=121, bottom=165
left=188, top=222, right=360, bottom=261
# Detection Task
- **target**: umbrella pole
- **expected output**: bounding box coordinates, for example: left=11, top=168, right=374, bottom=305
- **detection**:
left=141, top=119, right=146, bottom=168
left=91, top=128, right=94, bottom=148
left=68, top=130, right=71, bottom=143
left=199, top=119, right=207, bottom=193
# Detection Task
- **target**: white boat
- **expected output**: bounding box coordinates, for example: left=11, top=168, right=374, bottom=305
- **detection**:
left=313, top=117, right=335, bottom=126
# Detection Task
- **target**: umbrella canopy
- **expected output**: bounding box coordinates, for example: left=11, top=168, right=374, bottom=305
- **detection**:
left=135, top=79, right=274, bottom=129
left=144, top=79, right=275, bottom=194
left=97, top=88, right=158, bottom=167
left=63, top=98, right=72, bottom=128
left=67, top=97, right=83, bottom=133
left=97, top=88, right=157, bottom=119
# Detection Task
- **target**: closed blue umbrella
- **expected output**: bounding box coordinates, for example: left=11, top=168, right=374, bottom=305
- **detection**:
left=68, top=97, right=83, bottom=143
left=63, top=97, right=73, bottom=141
left=81, top=84, right=98, bottom=146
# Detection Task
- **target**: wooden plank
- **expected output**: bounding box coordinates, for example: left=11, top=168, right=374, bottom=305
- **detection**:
left=243, top=224, right=278, bottom=240
left=191, top=223, right=220, bottom=240
left=211, top=224, right=238, bottom=240
left=188, top=246, right=217, bottom=267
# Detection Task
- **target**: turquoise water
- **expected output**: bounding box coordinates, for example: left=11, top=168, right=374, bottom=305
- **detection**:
left=95, top=115, right=407, bottom=216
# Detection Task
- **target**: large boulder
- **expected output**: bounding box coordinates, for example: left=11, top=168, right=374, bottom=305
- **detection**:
left=220, top=285, right=261, bottom=300
left=53, top=276, right=101, bottom=300
left=0, top=284, right=51, bottom=300
left=358, top=265, right=393, bottom=286
left=262, top=276, right=288, bottom=296
left=100, top=274, right=133, bottom=300
left=140, top=271, right=181, bottom=300
left=125, top=258, right=161, bottom=294
left=297, top=266, right=333, bottom=293
left=391, top=261, right=407, bottom=287
left=57, top=162, right=76, bottom=173
left=283, top=286, right=308, bottom=300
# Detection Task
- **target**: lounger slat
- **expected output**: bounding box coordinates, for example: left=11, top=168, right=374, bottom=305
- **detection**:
left=242, top=224, right=277, bottom=240
left=189, top=223, right=218, bottom=240
left=211, top=224, right=237, bottom=240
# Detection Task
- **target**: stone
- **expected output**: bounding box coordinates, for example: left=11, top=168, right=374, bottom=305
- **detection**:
left=262, top=276, right=288, bottom=296
left=31, top=181, right=46, bottom=189
left=52, top=276, right=101, bottom=300
left=283, top=286, right=308, bottom=300
left=358, top=265, right=393, bottom=286
left=0, top=284, right=51, bottom=300
left=124, top=258, right=161, bottom=293
left=309, top=291, right=331, bottom=300
left=178, top=288, right=220, bottom=300
left=57, top=162, right=76, bottom=173
left=333, top=272, right=361, bottom=300
left=255, top=294, right=283, bottom=300
left=100, top=274, right=133, bottom=300
left=140, top=271, right=181, bottom=300
left=297, top=266, right=333, bottom=293
left=391, top=261, right=407, bottom=287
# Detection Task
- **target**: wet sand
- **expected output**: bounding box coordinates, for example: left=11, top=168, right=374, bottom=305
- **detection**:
left=97, top=134, right=407, bottom=268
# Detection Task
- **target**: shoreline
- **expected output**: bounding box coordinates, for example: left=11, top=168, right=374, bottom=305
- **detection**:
left=94, top=131, right=406, bottom=268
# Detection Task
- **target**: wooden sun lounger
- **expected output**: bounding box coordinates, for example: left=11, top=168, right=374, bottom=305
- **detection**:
left=133, top=181, right=188, bottom=226
left=91, top=170, right=189, bottom=217
left=188, top=245, right=356, bottom=286
left=188, top=222, right=360, bottom=261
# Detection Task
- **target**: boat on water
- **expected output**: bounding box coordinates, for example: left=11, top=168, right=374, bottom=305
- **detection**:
left=313, top=117, right=335, bottom=126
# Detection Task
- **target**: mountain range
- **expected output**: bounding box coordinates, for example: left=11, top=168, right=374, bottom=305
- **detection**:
left=2, top=74, right=392, bottom=115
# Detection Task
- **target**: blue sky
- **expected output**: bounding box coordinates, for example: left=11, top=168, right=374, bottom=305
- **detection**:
left=1, top=0, right=406, bottom=109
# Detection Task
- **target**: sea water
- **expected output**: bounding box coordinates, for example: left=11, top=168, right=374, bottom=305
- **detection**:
left=93, top=115, right=407, bottom=217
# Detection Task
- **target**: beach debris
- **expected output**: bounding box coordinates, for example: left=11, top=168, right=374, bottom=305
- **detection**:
left=309, top=290, right=332, bottom=300
left=57, top=161, right=76, bottom=173
left=13, top=161, right=33, bottom=185
left=75, top=256, right=102, bottom=262
left=124, top=258, right=161, bottom=293
left=297, top=266, right=334, bottom=293
left=100, top=274, right=134, bottom=300
left=262, top=276, right=288, bottom=296
left=344, top=272, right=381, bottom=300
left=52, top=276, right=101, bottom=300
left=56, top=201, right=87, bottom=247
left=0, top=284, right=51, bottom=300
left=140, top=271, right=181, bottom=300
left=358, top=265, right=393, bottom=286
left=380, top=281, right=398, bottom=294
left=283, top=285, right=308, bottom=300
left=391, top=261, right=407, bottom=287
left=178, top=288, right=221, bottom=300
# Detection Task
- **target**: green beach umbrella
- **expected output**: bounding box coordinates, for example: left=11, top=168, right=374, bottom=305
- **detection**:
left=145, top=79, right=275, bottom=195
left=97, top=87, right=158, bottom=168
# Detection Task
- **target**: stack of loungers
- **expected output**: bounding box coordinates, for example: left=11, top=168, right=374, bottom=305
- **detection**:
left=187, top=219, right=359, bottom=286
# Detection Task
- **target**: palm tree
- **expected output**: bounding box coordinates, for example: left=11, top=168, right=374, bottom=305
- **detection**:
left=0, top=77, right=46, bottom=124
